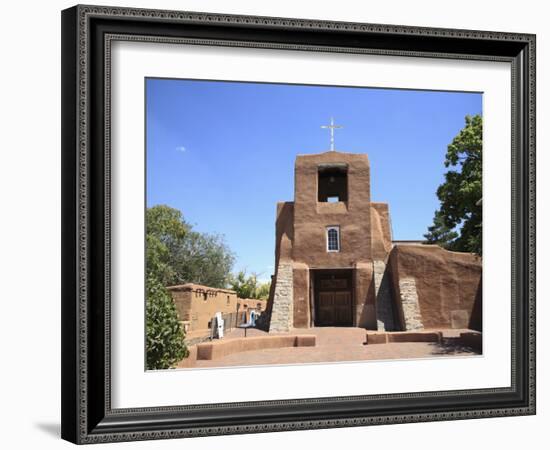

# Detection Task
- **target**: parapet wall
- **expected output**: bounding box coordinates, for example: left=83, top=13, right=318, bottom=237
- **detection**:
left=388, top=245, right=482, bottom=331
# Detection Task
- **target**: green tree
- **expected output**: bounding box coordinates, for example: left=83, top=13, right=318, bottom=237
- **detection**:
left=229, top=270, right=258, bottom=299
left=145, top=204, right=236, bottom=369
left=146, top=205, right=189, bottom=285
left=146, top=234, right=174, bottom=285
left=229, top=270, right=271, bottom=300
left=171, top=231, right=235, bottom=288
left=147, top=204, right=188, bottom=239
left=146, top=205, right=235, bottom=288
left=255, top=281, right=271, bottom=301
left=145, top=275, right=188, bottom=370
left=424, top=210, right=459, bottom=249
left=426, top=114, right=482, bottom=254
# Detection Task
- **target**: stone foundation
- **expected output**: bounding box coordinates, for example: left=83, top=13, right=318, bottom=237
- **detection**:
left=398, top=277, right=424, bottom=331
left=269, top=263, right=294, bottom=333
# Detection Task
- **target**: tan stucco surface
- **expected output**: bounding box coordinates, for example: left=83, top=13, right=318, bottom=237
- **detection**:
left=388, top=245, right=482, bottom=330
left=292, top=151, right=372, bottom=267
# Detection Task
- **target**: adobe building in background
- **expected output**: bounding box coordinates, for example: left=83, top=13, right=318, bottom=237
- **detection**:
left=266, top=147, right=482, bottom=334
left=168, top=283, right=266, bottom=340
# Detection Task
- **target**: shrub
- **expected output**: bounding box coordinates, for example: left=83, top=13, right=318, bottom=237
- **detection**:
left=145, top=275, right=188, bottom=370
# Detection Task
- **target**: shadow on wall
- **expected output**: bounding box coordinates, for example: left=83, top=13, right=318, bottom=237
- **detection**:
left=358, top=274, right=377, bottom=329
left=468, top=278, right=483, bottom=332
left=375, top=265, right=399, bottom=331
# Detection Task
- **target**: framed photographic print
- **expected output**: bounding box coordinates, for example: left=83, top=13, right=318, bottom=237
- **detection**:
left=61, top=4, right=536, bottom=444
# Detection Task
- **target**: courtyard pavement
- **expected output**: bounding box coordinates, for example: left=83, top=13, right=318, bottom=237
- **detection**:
left=176, top=327, right=480, bottom=369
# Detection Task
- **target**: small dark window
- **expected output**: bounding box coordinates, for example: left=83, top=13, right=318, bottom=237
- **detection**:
left=318, top=165, right=348, bottom=202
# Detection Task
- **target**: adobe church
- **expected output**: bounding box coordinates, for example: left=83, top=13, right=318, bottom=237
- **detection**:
left=266, top=121, right=482, bottom=334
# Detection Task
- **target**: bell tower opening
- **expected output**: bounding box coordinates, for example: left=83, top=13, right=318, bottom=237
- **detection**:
left=317, top=164, right=348, bottom=202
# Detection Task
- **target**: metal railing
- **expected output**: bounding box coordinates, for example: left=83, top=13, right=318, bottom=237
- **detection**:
left=186, top=311, right=263, bottom=345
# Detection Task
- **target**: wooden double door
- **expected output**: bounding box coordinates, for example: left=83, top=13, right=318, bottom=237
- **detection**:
left=313, top=270, right=353, bottom=327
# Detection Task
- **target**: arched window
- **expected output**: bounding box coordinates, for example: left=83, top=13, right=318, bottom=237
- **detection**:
left=326, top=226, right=340, bottom=252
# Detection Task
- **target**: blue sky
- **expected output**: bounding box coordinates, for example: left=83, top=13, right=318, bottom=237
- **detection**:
left=146, top=78, right=481, bottom=281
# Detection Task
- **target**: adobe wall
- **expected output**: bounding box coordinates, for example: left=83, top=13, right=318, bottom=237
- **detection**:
left=355, top=262, right=377, bottom=329
left=388, top=245, right=482, bottom=330
left=274, top=201, right=294, bottom=264
left=370, top=202, right=393, bottom=261
left=239, top=299, right=267, bottom=312
left=293, top=264, right=311, bottom=328
left=292, top=151, right=372, bottom=267
left=168, top=284, right=240, bottom=333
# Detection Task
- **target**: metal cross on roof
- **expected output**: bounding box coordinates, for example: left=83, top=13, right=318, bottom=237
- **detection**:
left=321, top=117, right=343, bottom=151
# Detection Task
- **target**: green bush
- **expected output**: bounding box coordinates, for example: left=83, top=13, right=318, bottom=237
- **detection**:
left=145, top=275, right=188, bottom=370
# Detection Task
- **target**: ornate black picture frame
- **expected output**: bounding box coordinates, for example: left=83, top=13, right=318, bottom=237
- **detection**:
left=61, top=4, right=536, bottom=444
